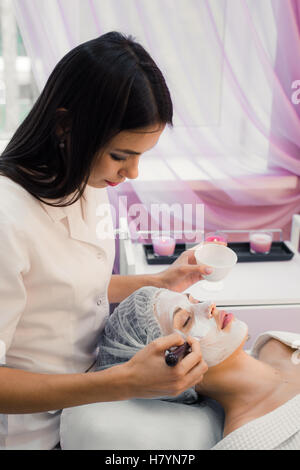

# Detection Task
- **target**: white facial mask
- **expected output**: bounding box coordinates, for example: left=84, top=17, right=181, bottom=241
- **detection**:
left=154, top=290, right=192, bottom=336
left=195, top=317, right=248, bottom=367
left=154, top=290, right=248, bottom=367
left=188, top=302, right=214, bottom=339
left=154, top=290, right=213, bottom=339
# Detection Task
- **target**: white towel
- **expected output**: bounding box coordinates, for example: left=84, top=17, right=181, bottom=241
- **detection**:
left=212, top=394, right=300, bottom=450
left=251, top=330, right=300, bottom=361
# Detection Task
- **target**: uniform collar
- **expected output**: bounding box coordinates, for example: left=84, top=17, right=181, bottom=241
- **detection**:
left=40, top=189, right=83, bottom=223
left=39, top=187, right=114, bottom=251
left=40, top=202, right=67, bottom=223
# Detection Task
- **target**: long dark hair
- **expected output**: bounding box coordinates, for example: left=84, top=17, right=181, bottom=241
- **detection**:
left=0, top=32, right=173, bottom=206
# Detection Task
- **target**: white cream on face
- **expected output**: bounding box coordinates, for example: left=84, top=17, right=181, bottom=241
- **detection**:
left=154, top=290, right=192, bottom=336
left=154, top=290, right=248, bottom=367
left=193, top=313, right=248, bottom=367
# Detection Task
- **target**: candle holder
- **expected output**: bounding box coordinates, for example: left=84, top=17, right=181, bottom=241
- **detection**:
left=152, top=236, right=176, bottom=257
left=249, top=231, right=273, bottom=255
left=204, top=231, right=228, bottom=245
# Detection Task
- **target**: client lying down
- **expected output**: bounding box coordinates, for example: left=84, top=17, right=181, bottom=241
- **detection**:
left=95, top=286, right=300, bottom=450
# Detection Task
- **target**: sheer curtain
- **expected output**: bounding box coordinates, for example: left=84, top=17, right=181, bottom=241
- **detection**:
left=13, top=0, right=300, bottom=247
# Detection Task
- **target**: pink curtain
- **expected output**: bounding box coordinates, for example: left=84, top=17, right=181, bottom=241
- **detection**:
left=268, top=0, right=300, bottom=173
left=13, top=0, right=300, bottom=256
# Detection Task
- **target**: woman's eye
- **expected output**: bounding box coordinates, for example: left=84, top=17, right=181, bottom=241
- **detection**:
left=110, top=153, right=126, bottom=161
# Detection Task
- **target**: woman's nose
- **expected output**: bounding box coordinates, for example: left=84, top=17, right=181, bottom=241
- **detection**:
left=127, top=166, right=139, bottom=180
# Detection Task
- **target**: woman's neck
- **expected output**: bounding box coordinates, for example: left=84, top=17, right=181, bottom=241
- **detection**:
left=196, top=350, right=287, bottom=434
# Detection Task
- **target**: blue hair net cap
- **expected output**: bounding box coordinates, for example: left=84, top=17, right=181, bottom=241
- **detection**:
left=96, top=286, right=199, bottom=404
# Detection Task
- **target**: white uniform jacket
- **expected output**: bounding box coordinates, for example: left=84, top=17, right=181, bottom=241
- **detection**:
left=0, top=176, right=115, bottom=449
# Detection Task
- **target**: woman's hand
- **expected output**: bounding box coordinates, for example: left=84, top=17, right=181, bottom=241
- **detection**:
left=124, top=333, right=208, bottom=399
left=154, top=244, right=213, bottom=292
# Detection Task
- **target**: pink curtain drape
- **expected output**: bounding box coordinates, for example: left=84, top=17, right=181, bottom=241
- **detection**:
left=13, top=0, right=300, bottom=260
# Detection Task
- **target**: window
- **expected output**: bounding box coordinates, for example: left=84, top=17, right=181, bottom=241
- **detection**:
left=0, top=0, right=38, bottom=151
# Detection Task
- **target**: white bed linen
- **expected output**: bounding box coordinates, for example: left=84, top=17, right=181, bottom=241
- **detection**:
left=60, top=398, right=224, bottom=450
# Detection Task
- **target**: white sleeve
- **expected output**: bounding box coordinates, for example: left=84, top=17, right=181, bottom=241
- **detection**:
left=0, top=213, right=29, bottom=354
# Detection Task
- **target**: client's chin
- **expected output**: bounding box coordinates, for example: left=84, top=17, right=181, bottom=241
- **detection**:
left=203, top=320, right=249, bottom=370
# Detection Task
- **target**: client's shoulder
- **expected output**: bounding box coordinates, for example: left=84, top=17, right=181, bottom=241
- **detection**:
left=252, top=330, right=300, bottom=373
left=258, top=338, right=294, bottom=361
left=259, top=340, right=300, bottom=379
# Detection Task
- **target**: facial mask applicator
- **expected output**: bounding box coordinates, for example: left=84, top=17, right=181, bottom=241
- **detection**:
left=165, top=341, right=191, bottom=367
left=162, top=300, right=213, bottom=366
left=164, top=324, right=208, bottom=367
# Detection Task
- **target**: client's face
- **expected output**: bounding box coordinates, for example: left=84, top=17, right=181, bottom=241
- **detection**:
left=154, top=290, right=248, bottom=367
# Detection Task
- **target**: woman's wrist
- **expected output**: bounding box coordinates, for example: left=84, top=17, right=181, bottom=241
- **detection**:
left=147, top=272, right=167, bottom=289
left=108, top=274, right=166, bottom=303
left=90, top=363, right=134, bottom=402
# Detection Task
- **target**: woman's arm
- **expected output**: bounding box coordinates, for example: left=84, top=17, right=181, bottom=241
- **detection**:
left=108, top=274, right=161, bottom=303
left=0, top=364, right=129, bottom=413
left=108, top=248, right=213, bottom=303
left=0, top=334, right=207, bottom=413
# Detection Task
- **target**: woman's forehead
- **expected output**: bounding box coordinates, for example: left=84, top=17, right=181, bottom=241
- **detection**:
left=108, top=125, right=165, bottom=153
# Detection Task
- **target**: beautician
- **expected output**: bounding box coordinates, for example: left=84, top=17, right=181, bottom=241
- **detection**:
left=0, top=32, right=209, bottom=449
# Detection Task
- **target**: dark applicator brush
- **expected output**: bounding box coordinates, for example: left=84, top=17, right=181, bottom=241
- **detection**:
left=165, top=341, right=191, bottom=367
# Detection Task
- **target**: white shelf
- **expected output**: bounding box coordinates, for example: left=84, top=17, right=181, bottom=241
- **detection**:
left=127, top=241, right=300, bottom=307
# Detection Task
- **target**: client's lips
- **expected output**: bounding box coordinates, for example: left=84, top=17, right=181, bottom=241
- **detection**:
left=221, top=312, right=234, bottom=329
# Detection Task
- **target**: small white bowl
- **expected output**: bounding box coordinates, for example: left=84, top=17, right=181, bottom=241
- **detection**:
left=195, top=243, right=238, bottom=282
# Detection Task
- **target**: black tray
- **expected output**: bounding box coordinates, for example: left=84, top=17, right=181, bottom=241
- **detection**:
left=143, top=241, right=294, bottom=264
left=227, top=241, right=294, bottom=262
left=143, top=243, right=186, bottom=264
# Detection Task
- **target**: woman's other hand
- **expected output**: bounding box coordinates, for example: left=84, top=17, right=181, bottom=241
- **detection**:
left=154, top=239, right=229, bottom=292
left=123, top=333, right=208, bottom=399
left=155, top=244, right=213, bottom=292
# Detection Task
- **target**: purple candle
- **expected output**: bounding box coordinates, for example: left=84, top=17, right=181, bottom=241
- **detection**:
left=152, top=237, right=176, bottom=256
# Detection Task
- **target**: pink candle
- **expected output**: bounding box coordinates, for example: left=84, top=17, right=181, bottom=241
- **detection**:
left=250, top=232, right=272, bottom=254
left=205, top=232, right=228, bottom=245
left=205, top=235, right=226, bottom=243
left=152, top=237, right=176, bottom=256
